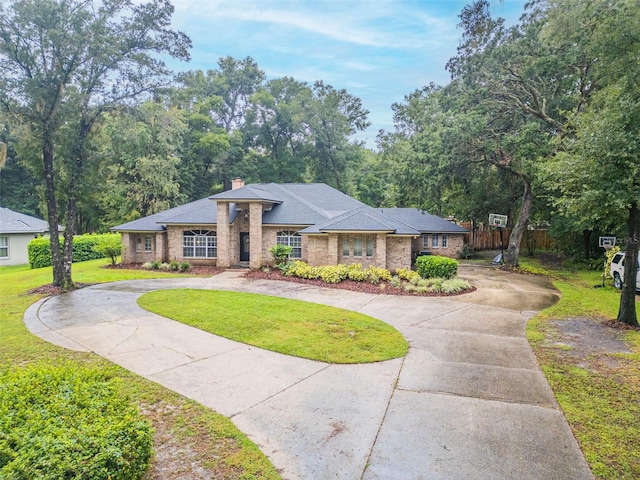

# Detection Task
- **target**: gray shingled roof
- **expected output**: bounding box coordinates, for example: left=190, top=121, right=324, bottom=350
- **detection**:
left=209, top=184, right=284, bottom=204
left=376, top=208, right=468, bottom=233
left=0, top=207, right=49, bottom=234
left=111, top=185, right=467, bottom=235
left=261, top=183, right=365, bottom=225
left=300, top=206, right=419, bottom=235
left=113, top=197, right=231, bottom=232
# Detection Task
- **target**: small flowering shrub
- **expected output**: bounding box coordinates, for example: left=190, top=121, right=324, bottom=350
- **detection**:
left=395, top=268, right=420, bottom=282
left=348, top=267, right=368, bottom=282
left=284, top=261, right=320, bottom=279
left=319, top=264, right=349, bottom=284
left=366, top=266, right=392, bottom=282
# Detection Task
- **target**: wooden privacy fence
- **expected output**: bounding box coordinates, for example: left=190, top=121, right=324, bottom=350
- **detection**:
left=460, top=222, right=553, bottom=251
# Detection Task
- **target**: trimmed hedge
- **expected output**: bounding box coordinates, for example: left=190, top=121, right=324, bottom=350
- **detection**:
left=415, top=255, right=458, bottom=279
left=28, top=233, right=121, bottom=269
left=0, top=363, right=153, bottom=479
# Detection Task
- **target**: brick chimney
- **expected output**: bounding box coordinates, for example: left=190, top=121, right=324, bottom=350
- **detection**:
left=231, top=177, right=245, bottom=190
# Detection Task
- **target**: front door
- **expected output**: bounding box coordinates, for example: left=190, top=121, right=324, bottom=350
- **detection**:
left=240, top=232, right=250, bottom=262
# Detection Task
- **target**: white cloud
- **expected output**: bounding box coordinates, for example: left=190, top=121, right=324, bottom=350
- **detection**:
left=172, top=0, right=446, bottom=49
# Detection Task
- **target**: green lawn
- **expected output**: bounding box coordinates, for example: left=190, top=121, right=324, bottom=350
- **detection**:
left=138, top=289, right=408, bottom=364
left=0, top=260, right=281, bottom=480
left=523, top=257, right=640, bottom=480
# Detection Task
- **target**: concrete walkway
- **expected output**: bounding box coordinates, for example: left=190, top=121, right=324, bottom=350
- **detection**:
left=24, top=265, right=593, bottom=480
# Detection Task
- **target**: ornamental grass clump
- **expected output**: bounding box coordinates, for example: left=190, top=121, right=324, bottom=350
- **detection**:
left=0, top=363, right=153, bottom=480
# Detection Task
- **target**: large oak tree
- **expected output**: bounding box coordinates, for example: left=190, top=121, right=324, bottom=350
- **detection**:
left=0, top=0, right=190, bottom=289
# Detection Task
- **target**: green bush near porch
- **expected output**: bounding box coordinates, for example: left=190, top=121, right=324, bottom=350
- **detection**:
left=415, top=255, right=458, bottom=279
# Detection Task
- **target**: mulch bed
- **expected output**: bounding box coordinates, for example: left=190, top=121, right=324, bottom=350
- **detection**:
left=27, top=283, right=93, bottom=296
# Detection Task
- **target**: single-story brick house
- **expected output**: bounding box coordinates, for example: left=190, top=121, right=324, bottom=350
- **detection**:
left=112, top=180, right=467, bottom=271
left=0, top=207, right=49, bottom=266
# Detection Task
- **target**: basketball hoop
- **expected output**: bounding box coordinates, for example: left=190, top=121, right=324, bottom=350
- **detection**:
left=489, top=213, right=508, bottom=228
left=599, top=237, right=616, bottom=249
left=489, top=214, right=508, bottom=263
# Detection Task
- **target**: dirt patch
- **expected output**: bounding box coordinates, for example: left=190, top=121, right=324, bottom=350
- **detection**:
left=245, top=269, right=476, bottom=297
left=551, top=317, right=633, bottom=356
left=142, top=402, right=218, bottom=480
left=548, top=317, right=638, bottom=372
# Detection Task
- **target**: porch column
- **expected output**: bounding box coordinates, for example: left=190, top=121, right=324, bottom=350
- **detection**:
left=121, top=233, right=132, bottom=264
left=217, top=201, right=230, bottom=268
left=155, top=232, right=166, bottom=262
left=249, top=201, right=263, bottom=269
left=327, top=234, right=338, bottom=265
left=376, top=233, right=387, bottom=269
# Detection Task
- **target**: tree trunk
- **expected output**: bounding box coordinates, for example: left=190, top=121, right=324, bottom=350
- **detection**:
left=42, top=124, right=65, bottom=286
left=617, top=202, right=639, bottom=327
left=505, top=177, right=533, bottom=267
left=61, top=198, right=76, bottom=290
left=59, top=116, right=93, bottom=290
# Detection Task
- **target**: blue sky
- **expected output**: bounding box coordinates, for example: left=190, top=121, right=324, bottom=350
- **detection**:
left=168, top=0, right=527, bottom=148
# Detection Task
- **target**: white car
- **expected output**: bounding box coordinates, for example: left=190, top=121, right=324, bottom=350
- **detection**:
left=610, top=252, right=640, bottom=290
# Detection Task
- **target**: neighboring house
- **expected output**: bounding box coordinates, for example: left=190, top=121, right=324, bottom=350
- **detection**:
left=0, top=207, right=49, bottom=266
left=113, top=180, right=467, bottom=271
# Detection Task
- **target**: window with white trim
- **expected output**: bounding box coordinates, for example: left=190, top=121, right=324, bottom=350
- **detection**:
left=366, top=237, right=375, bottom=257
left=442, top=234, right=448, bottom=248
left=0, top=236, right=8, bottom=258
left=276, top=231, right=302, bottom=259
left=432, top=234, right=439, bottom=248
left=353, top=237, right=363, bottom=257
left=183, top=230, right=217, bottom=258
left=422, top=235, right=429, bottom=248
left=342, top=238, right=350, bottom=256
left=136, top=235, right=153, bottom=253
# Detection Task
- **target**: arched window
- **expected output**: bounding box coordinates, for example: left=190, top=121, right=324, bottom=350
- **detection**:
left=183, top=230, right=217, bottom=258
left=276, top=231, right=302, bottom=259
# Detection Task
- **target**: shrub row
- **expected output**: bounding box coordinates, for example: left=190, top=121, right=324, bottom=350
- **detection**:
left=415, top=255, right=459, bottom=279
left=142, top=261, right=190, bottom=272
left=281, top=261, right=392, bottom=284
left=276, top=260, right=470, bottom=294
left=0, top=363, right=152, bottom=480
left=27, top=233, right=122, bottom=269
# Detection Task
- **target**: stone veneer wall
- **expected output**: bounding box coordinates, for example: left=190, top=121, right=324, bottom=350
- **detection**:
left=412, top=234, right=465, bottom=259
left=305, top=235, right=329, bottom=266
left=166, top=224, right=217, bottom=265
left=386, top=237, right=413, bottom=271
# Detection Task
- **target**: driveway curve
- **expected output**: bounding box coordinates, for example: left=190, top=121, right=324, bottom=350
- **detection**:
left=24, top=264, right=593, bottom=480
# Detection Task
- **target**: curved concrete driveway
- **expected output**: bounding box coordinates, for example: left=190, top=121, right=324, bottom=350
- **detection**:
left=24, top=265, right=593, bottom=480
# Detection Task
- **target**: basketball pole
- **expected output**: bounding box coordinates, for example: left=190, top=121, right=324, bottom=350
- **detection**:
left=499, top=226, right=504, bottom=264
